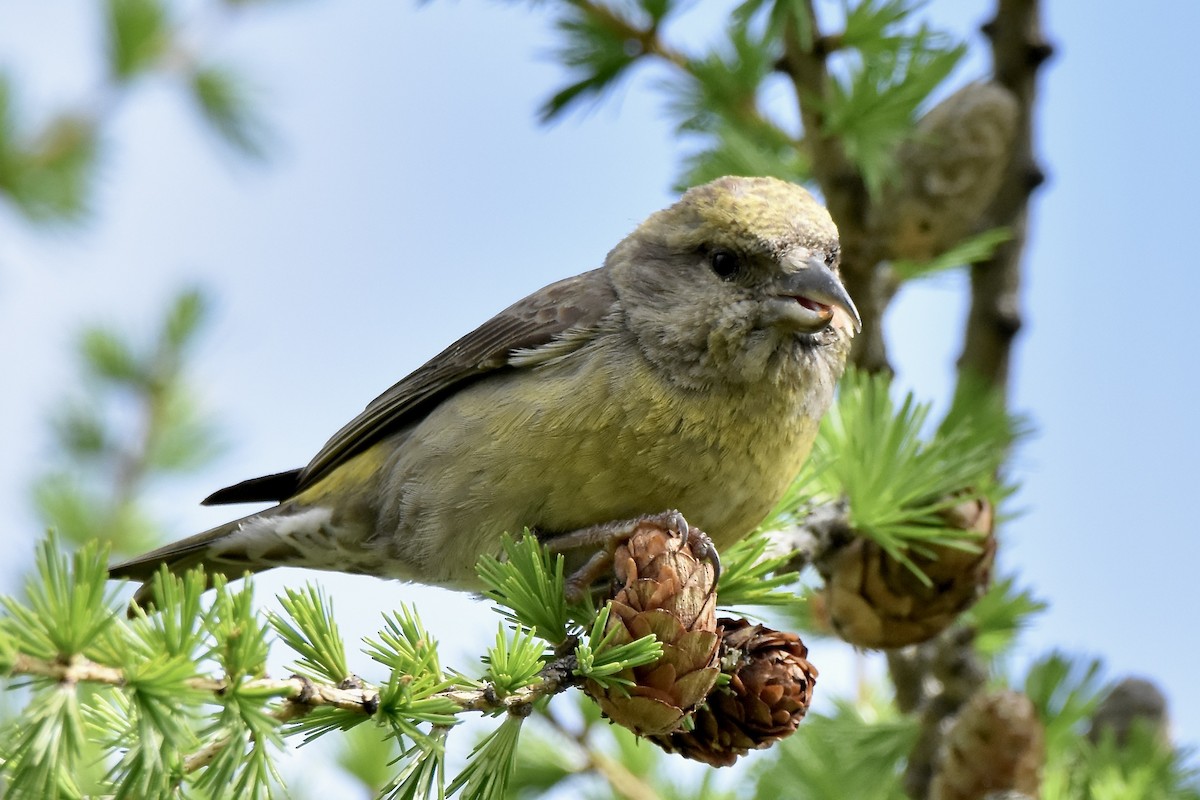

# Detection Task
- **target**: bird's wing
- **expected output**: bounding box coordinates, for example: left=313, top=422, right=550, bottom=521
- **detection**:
left=203, top=268, right=617, bottom=505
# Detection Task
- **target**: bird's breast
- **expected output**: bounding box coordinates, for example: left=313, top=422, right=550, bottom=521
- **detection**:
left=486, top=336, right=823, bottom=539
left=377, top=331, right=836, bottom=584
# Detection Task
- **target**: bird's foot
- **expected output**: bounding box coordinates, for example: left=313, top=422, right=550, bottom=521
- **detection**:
left=546, top=510, right=721, bottom=603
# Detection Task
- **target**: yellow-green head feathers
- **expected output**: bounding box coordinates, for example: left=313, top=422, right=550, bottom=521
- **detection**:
left=638, top=176, right=839, bottom=258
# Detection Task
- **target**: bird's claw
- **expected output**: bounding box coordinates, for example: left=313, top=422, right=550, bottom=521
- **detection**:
left=638, top=509, right=722, bottom=586
left=687, top=527, right=722, bottom=587
left=547, top=509, right=722, bottom=602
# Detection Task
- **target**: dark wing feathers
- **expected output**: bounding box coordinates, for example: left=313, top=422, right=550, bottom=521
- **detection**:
left=201, top=469, right=302, bottom=506
left=202, top=269, right=617, bottom=506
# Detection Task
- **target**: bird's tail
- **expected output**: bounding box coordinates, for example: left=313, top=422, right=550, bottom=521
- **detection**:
left=108, top=513, right=268, bottom=612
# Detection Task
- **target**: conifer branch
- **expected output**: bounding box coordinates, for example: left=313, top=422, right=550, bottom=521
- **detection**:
left=572, top=0, right=687, bottom=71
left=6, top=653, right=582, bottom=719
left=898, top=1, right=1052, bottom=795
left=565, top=0, right=782, bottom=136
left=780, top=1, right=890, bottom=373
left=956, top=0, right=1052, bottom=392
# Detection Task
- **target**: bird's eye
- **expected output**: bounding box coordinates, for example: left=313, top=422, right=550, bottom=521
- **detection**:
left=709, top=250, right=741, bottom=280
left=825, top=248, right=839, bottom=267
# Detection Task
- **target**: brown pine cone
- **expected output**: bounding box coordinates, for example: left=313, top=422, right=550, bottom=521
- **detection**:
left=649, top=618, right=817, bottom=766
left=584, top=521, right=721, bottom=736
left=820, top=496, right=996, bottom=649
left=1087, top=676, right=1170, bottom=748
left=873, top=81, right=1019, bottom=262
left=930, top=689, right=1044, bottom=800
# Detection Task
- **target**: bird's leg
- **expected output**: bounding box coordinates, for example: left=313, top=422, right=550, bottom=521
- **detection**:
left=544, top=510, right=722, bottom=603
left=561, top=549, right=615, bottom=603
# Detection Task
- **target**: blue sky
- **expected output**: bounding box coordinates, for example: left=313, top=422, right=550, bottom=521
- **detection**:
left=2, top=0, right=1198, bottom=791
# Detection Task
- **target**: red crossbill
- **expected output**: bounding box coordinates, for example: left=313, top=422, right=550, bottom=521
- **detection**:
left=110, top=176, right=859, bottom=604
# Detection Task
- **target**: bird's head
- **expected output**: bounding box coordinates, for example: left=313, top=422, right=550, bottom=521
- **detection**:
left=606, top=176, right=859, bottom=387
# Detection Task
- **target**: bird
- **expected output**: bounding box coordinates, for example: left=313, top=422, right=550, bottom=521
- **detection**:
left=109, top=176, right=860, bottom=607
